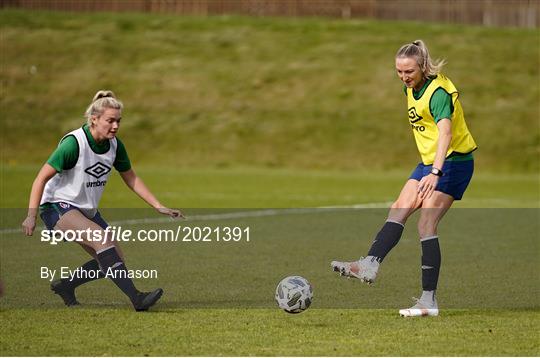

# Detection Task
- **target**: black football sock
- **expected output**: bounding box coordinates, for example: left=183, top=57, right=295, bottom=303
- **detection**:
left=421, top=236, right=441, bottom=291
left=64, top=259, right=105, bottom=289
left=96, top=246, right=139, bottom=302
left=367, top=220, right=405, bottom=263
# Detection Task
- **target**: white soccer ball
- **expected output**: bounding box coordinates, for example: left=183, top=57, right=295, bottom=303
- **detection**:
left=275, top=275, right=313, bottom=314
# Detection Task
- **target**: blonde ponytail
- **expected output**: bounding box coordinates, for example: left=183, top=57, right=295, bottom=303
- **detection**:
left=396, top=40, right=446, bottom=78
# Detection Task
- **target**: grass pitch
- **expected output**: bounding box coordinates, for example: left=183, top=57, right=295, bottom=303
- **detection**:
left=1, top=166, right=539, bottom=356
left=1, top=309, right=537, bottom=356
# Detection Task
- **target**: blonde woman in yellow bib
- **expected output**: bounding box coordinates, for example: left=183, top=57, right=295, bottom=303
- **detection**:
left=332, top=40, right=477, bottom=317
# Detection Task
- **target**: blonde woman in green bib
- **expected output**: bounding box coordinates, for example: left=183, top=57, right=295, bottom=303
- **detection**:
left=332, top=40, right=477, bottom=317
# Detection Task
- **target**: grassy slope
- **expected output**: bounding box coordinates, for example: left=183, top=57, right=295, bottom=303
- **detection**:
left=1, top=10, right=539, bottom=172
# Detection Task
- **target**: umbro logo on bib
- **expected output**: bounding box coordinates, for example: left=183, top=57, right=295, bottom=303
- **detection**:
left=85, top=162, right=111, bottom=179
left=408, top=107, right=423, bottom=123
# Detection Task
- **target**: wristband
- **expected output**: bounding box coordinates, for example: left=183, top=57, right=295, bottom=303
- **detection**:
left=430, top=167, right=444, bottom=177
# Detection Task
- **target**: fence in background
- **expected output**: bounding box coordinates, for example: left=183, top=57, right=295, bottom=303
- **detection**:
left=1, top=0, right=538, bottom=28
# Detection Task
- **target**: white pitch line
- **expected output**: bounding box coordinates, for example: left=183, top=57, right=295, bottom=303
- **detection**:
left=0, top=202, right=392, bottom=235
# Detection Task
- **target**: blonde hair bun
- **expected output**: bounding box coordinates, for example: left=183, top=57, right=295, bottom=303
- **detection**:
left=85, top=90, right=123, bottom=125
left=92, top=90, right=116, bottom=102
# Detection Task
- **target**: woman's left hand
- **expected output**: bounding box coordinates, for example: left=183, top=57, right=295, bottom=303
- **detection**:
left=417, top=174, right=439, bottom=200
left=156, top=207, right=185, bottom=219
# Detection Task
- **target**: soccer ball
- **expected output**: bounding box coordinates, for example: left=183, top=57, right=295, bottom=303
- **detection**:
left=275, top=275, right=313, bottom=314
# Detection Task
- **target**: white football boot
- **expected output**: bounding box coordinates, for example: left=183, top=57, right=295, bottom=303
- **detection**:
left=399, top=293, right=439, bottom=317
left=330, top=256, right=379, bottom=284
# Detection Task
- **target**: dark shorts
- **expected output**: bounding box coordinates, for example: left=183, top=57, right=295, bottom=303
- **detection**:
left=40, top=202, right=109, bottom=230
left=409, top=160, right=474, bottom=200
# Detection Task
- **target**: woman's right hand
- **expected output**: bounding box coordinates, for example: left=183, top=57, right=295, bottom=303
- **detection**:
left=22, top=215, right=36, bottom=236
left=23, top=164, right=57, bottom=237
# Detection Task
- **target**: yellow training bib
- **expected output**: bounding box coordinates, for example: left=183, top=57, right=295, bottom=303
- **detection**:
left=406, top=74, right=477, bottom=164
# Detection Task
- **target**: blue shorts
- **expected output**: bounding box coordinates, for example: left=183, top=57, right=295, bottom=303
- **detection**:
left=40, top=202, right=109, bottom=231
left=409, top=160, right=474, bottom=200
